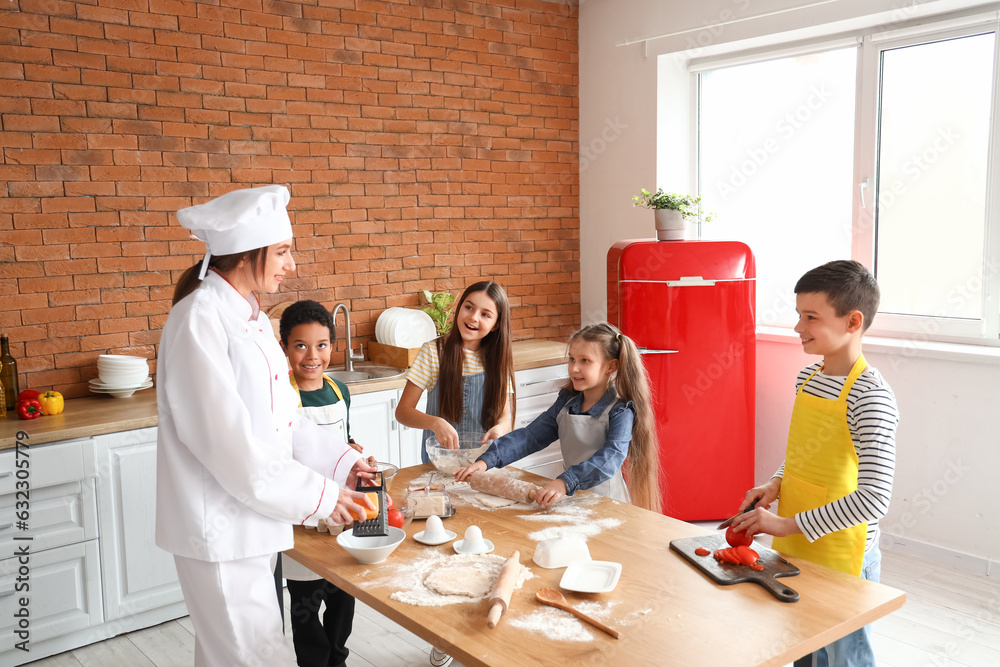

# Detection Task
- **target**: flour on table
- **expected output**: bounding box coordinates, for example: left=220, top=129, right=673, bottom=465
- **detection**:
left=508, top=609, right=593, bottom=642
left=381, top=551, right=533, bottom=607
left=424, top=566, right=494, bottom=597
left=527, top=517, right=622, bottom=542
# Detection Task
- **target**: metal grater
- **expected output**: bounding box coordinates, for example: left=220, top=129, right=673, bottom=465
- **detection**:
left=351, top=473, right=388, bottom=538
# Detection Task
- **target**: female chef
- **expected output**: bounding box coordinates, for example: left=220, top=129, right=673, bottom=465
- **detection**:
left=155, top=185, right=375, bottom=667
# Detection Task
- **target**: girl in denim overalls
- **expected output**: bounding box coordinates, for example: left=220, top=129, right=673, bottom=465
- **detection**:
left=395, top=280, right=516, bottom=460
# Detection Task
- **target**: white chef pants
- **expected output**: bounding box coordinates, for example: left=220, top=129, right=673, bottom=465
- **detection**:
left=174, top=553, right=296, bottom=667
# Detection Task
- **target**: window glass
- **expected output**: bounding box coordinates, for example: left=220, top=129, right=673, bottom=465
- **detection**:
left=699, top=49, right=858, bottom=327
left=875, top=33, right=996, bottom=320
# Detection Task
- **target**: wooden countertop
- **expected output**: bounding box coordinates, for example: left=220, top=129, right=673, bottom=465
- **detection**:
left=0, top=340, right=567, bottom=450
left=288, top=465, right=906, bottom=667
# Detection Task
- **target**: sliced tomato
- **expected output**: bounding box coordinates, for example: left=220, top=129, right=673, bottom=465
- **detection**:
left=695, top=547, right=711, bottom=557
left=735, top=546, right=759, bottom=566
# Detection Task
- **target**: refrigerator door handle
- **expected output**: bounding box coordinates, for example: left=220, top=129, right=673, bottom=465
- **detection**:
left=638, top=348, right=679, bottom=355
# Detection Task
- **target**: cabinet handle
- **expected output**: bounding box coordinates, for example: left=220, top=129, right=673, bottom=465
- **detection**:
left=518, top=377, right=568, bottom=387
left=390, top=398, right=396, bottom=431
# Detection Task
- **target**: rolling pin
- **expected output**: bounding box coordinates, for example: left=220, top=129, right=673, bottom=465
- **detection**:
left=487, top=551, right=521, bottom=628
left=469, top=471, right=539, bottom=504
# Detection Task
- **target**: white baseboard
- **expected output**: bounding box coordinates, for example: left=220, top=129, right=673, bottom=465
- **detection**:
left=882, top=532, right=996, bottom=577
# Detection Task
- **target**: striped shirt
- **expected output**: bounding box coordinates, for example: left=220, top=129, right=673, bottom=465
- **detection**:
left=774, top=362, right=898, bottom=552
left=405, top=340, right=513, bottom=394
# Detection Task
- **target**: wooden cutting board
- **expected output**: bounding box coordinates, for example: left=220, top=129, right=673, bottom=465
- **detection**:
left=669, top=534, right=801, bottom=603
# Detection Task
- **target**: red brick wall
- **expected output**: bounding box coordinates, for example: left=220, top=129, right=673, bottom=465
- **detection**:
left=0, top=0, right=580, bottom=398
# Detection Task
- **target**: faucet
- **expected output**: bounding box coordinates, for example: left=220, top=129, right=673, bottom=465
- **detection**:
left=331, top=303, right=365, bottom=373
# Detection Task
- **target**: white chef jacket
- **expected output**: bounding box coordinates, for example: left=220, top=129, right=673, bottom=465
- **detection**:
left=155, top=271, right=362, bottom=562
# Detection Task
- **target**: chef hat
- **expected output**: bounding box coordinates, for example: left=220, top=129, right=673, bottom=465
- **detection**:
left=176, top=185, right=293, bottom=280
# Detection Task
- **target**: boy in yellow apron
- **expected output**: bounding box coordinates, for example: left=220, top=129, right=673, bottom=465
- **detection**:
left=278, top=300, right=362, bottom=667
left=732, top=260, right=899, bottom=667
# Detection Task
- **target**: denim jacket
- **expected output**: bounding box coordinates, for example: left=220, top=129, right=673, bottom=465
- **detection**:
left=478, top=386, right=635, bottom=495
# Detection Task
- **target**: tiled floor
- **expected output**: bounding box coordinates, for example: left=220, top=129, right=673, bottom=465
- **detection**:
left=24, top=548, right=1000, bottom=666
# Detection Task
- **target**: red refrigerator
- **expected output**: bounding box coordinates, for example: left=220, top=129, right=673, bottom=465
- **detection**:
left=607, top=239, right=756, bottom=520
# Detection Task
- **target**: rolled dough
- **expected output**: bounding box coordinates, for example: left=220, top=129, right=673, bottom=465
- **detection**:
left=476, top=492, right=518, bottom=508
left=424, top=566, right=495, bottom=598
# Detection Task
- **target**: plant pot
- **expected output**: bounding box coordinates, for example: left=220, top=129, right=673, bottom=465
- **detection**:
left=654, top=209, right=687, bottom=241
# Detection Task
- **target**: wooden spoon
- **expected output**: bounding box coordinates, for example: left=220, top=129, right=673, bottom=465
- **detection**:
left=535, top=588, right=621, bottom=639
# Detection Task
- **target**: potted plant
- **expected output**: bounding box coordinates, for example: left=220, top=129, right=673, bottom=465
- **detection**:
left=631, top=188, right=713, bottom=240
left=421, top=289, right=456, bottom=336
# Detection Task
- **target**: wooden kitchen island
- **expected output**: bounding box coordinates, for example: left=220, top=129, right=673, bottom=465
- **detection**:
left=288, top=465, right=906, bottom=667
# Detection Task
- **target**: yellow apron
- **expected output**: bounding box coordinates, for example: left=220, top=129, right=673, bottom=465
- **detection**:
left=772, top=355, right=868, bottom=576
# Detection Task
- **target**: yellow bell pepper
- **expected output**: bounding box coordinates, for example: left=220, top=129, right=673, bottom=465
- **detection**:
left=38, top=391, right=64, bottom=415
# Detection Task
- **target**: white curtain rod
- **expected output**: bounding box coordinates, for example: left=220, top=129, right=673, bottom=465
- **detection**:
left=615, top=0, right=844, bottom=46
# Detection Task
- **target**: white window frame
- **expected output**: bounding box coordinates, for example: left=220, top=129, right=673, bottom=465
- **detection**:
left=688, top=10, right=1000, bottom=345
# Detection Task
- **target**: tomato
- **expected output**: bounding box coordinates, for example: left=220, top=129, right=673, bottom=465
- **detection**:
left=695, top=547, right=711, bottom=557
left=387, top=509, right=405, bottom=529
left=725, top=525, right=753, bottom=548
left=735, top=546, right=759, bottom=566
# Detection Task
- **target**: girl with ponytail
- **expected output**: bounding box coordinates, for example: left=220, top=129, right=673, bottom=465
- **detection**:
left=456, top=322, right=662, bottom=513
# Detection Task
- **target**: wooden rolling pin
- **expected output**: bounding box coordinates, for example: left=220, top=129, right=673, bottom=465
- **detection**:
left=487, top=551, right=521, bottom=628
left=469, top=471, right=539, bottom=504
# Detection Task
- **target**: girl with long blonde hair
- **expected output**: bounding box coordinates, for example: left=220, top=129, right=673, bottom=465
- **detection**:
left=456, top=322, right=662, bottom=513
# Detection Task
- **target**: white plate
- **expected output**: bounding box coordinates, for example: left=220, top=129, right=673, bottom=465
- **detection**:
left=559, top=560, right=622, bottom=594
left=412, top=529, right=457, bottom=546
left=453, top=538, right=494, bottom=555
left=89, top=380, right=153, bottom=393
left=395, top=310, right=437, bottom=348
left=386, top=308, right=406, bottom=347
left=376, top=308, right=403, bottom=345
left=90, top=376, right=152, bottom=389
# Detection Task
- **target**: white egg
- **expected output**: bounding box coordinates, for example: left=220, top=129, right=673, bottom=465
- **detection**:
left=464, top=525, right=483, bottom=542
left=424, top=515, right=445, bottom=537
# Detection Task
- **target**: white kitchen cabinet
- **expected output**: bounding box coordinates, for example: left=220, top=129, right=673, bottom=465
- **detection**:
left=0, top=540, right=104, bottom=653
left=348, top=388, right=426, bottom=469
left=510, top=364, right=568, bottom=479
left=95, top=428, right=183, bottom=621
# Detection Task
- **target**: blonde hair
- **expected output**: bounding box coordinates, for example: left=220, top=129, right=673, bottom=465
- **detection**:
left=567, top=323, right=662, bottom=513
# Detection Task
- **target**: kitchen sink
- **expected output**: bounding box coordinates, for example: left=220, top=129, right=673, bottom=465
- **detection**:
left=326, top=363, right=406, bottom=384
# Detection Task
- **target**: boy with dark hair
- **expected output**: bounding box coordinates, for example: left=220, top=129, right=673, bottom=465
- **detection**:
left=733, top=260, right=898, bottom=667
left=278, top=299, right=361, bottom=667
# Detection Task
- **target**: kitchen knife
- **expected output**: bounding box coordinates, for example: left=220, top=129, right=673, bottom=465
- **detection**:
left=716, top=499, right=758, bottom=530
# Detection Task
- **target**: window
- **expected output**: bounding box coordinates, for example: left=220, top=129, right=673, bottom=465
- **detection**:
left=691, top=16, right=1000, bottom=342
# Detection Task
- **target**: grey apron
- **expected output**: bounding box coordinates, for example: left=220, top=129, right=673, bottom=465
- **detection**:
left=421, top=370, right=486, bottom=463
left=556, top=398, right=632, bottom=503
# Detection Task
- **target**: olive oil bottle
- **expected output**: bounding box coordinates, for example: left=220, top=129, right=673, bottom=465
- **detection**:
left=0, top=334, right=18, bottom=412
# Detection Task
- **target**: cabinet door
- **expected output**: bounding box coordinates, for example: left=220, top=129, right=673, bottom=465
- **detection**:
left=348, top=390, right=397, bottom=465
left=0, top=540, right=103, bottom=651
left=396, top=388, right=427, bottom=469
left=96, top=428, right=183, bottom=620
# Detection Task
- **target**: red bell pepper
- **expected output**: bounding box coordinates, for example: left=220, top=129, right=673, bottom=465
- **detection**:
left=17, top=389, right=40, bottom=402
left=15, top=398, right=43, bottom=420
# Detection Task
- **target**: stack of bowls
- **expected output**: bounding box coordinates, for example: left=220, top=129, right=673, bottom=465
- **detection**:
left=90, top=355, right=152, bottom=398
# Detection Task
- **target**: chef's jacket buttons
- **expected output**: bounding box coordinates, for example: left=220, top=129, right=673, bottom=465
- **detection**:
left=274, top=374, right=279, bottom=380
left=288, top=421, right=292, bottom=427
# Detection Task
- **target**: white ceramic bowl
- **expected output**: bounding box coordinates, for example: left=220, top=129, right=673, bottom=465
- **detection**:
left=336, top=527, right=406, bottom=564
left=97, top=372, right=149, bottom=388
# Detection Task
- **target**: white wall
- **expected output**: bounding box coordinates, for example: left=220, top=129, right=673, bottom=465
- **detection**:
left=580, top=0, right=1000, bottom=573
